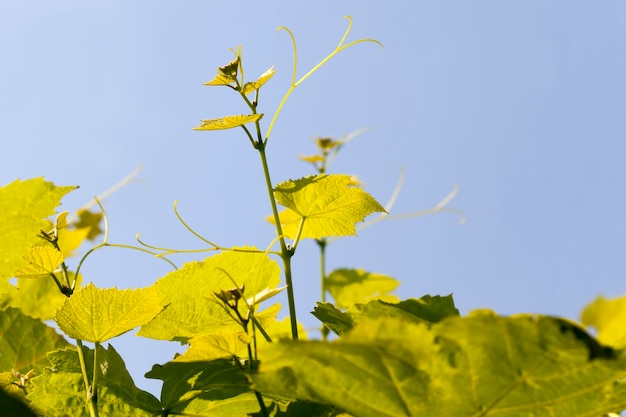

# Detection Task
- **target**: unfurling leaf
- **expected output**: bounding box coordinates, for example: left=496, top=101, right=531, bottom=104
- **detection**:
left=204, top=56, right=240, bottom=87
left=242, top=67, right=276, bottom=95
left=14, top=246, right=64, bottom=279
left=272, top=174, right=386, bottom=239
left=193, top=114, right=263, bottom=131
left=55, top=283, right=163, bottom=343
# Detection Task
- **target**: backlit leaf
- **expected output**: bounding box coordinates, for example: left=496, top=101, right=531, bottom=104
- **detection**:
left=55, top=283, right=163, bottom=343
left=0, top=386, right=38, bottom=417
left=273, top=174, right=385, bottom=239
left=4, top=272, right=82, bottom=320
left=138, top=249, right=282, bottom=341
left=581, top=295, right=626, bottom=349
left=252, top=313, right=626, bottom=417
left=174, top=332, right=251, bottom=362
left=28, top=344, right=161, bottom=417
left=242, top=67, right=276, bottom=95
left=0, top=178, right=76, bottom=294
left=14, top=246, right=64, bottom=279
left=193, top=113, right=263, bottom=130
left=325, top=268, right=399, bottom=308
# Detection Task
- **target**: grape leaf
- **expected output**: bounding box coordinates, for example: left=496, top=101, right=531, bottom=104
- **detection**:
left=174, top=331, right=251, bottom=362
left=252, top=313, right=626, bottom=417
left=272, top=174, right=385, bottom=239
left=28, top=344, right=161, bottom=417
left=0, top=307, right=70, bottom=375
left=0, top=178, right=76, bottom=294
left=325, top=268, right=399, bottom=308
left=193, top=114, right=263, bottom=130
left=242, top=67, right=276, bottom=95
left=137, top=249, right=282, bottom=341
left=313, top=295, right=459, bottom=337
left=3, top=272, right=82, bottom=320
left=55, top=283, right=163, bottom=343
left=145, top=359, right=259, bottom=416
left=581, top=295, right=626, bottom=349
left=14, top=246, right=64, bottom=279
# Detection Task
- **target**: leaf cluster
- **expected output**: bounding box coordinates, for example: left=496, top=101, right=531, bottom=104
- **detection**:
left=0, top=17, right=625, bottom=417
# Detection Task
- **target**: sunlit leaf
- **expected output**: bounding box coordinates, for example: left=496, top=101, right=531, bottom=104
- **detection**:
left=272, top=174, right=385, bottom=239
left=14, top=246, right=64, bottom=279
left=0, top=178, right=76, bottom=294
left=138, top=249, right=282, bottom=341
left=193, top=114, right=263, bottom=130
left=146, top=359, right=259, bottom=416
left=55, top=283, right=163, bottom=343
left=582, top=295, right=626, bottom=349
left=253, top=313, right=626, bottom=417
left=4, top=272, right=82, bottom=320
left=28, top=344, right=161, bottom=417
left=325, top=268, right=399, bottom=308
left=174, top=332, right=251, bottom=362
left=242, top=67, right=276, bottom=95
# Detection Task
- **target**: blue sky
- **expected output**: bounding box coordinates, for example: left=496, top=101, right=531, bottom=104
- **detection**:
left=2, top=1, right=626, bottom=395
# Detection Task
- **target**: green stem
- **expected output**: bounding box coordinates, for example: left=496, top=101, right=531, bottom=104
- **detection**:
left=257, top=145, right=299, bottom=340
left=76, top=340, right=98, bottom=417
left=317, top=239, right=330, bottom=341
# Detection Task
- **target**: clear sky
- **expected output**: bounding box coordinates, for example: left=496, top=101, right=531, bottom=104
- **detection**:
left=2, top=1, right=626, bottom=396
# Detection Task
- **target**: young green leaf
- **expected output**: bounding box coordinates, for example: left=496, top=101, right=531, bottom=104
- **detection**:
left=137, top=249, right=282, bottom=341
left=193, top=114, right=263, bottom=130
left=311, top=303, right=355, bottom=336
left=242, top=67, right=276, bottom=95
left=0, top=178, right=76, bottom=294
left=145, top=359, right=259, bottom=416
left=581, top=295, right=626, bottom=349
left=55, top=283, right=163, bottom=343
left=325, top=268, right=399, bottom=308
left=14, top=246, right=64, bottom=279
left=28, top=344, right=161, bottom=417
left=272, top=174, right=386, bottom=239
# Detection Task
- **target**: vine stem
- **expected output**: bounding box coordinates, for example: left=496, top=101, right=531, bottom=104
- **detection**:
left=76, top=340, right=98, bottom=417
left=257, top=144, right=299, bottom=340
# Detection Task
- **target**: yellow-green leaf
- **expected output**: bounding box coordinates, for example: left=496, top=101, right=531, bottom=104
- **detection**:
left=0, top=178, right=76, bottom=293
left=242, top=67, right=276, bottom=95
left=326, top=268, right=399, bottom=308
left=55, top=283, right=163, bottom=343
left=174, top=332, right=251, bottom=362
left=14, top=246, right=64, bottom=279
left=193, top=114, right=262, bottom=131
left=581, top=295, right=626, bottom=349
left=137, top=249, right=282, bottom=341
left=273, top=174, right=386, bottom=239
left=5, top=272, right=82, bottom=320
